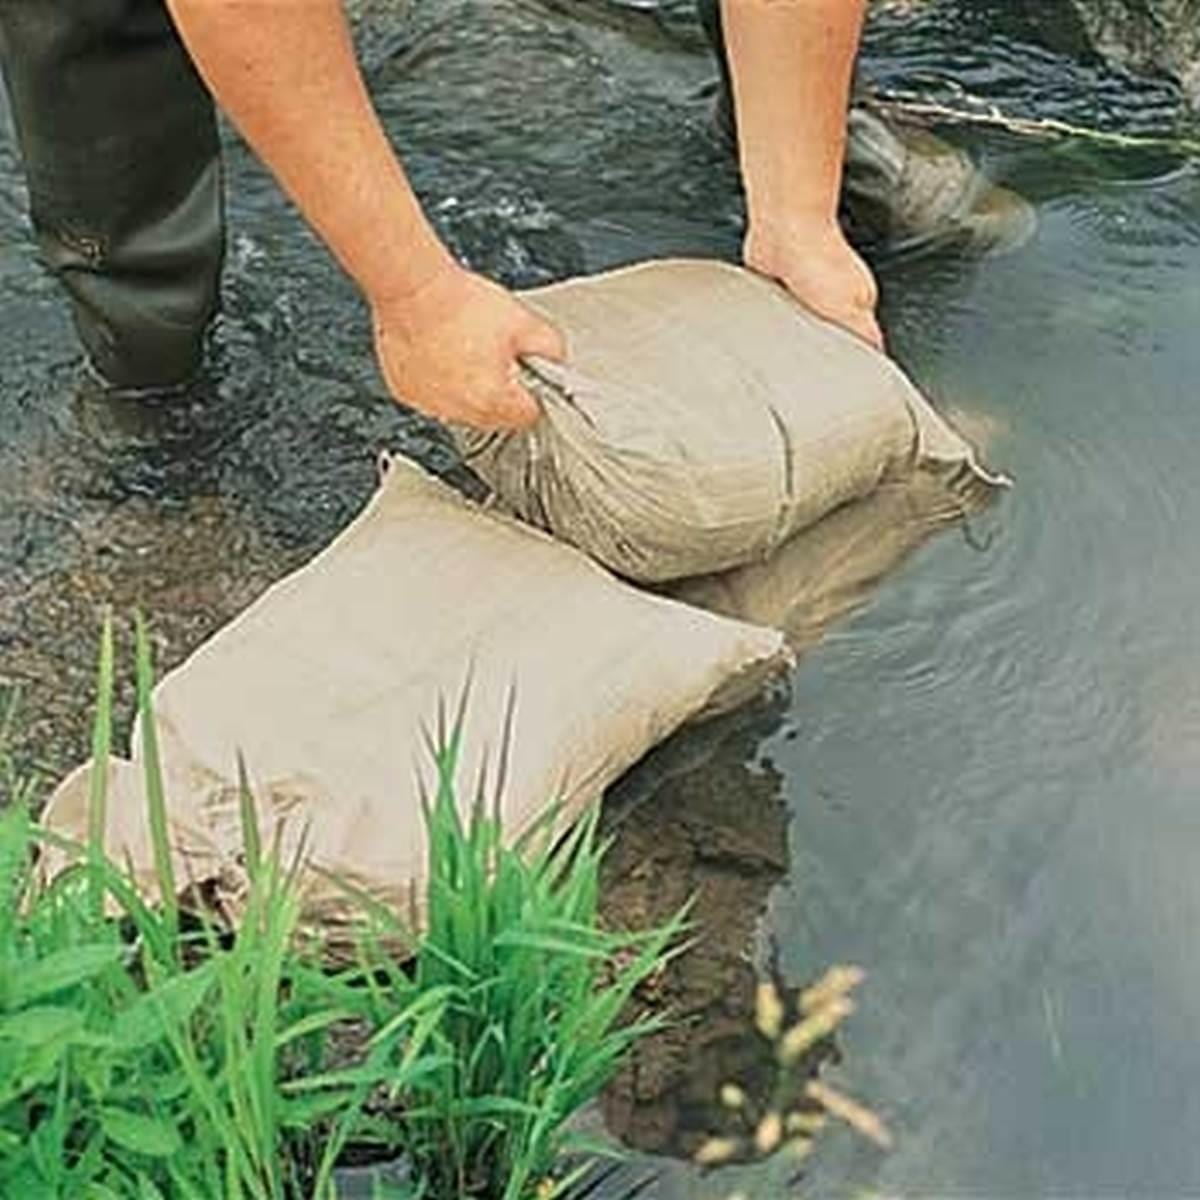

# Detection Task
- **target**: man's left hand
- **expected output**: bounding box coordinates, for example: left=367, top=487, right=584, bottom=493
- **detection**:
left=745, top=218, right=884, bottom=352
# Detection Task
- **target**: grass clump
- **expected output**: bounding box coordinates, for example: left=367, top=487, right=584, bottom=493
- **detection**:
left=0, top=798, right=377, bottom=1199
left=341, top=707, right=691, bottom=1199
left=0, top=617, right=394, bottom=1198
left=1, top=621, right=687, bottom=1199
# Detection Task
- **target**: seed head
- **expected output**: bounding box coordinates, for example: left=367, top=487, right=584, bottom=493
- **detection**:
left=694, top=1136, right=741, bottom=1166
left=754, top=1111, right=784, bottom=1154
left=755, top=980, right=785, bottom=1040
left=778, top=998, right=854, bottom=1064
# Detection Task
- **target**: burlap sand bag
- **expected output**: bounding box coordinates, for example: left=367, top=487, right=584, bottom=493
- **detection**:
left=455, top=258, right=1002, bottom=583
left=40, top=456, right=788, bottom=931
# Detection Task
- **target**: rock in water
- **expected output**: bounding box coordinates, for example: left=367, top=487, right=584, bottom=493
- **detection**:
left=1067, top=0, right=1200, bottom=107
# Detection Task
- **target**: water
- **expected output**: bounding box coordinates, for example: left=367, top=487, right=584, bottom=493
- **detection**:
left=3, top=1, right=1200, bottom=1195
left=760, top=170, right=1200, bottom=1197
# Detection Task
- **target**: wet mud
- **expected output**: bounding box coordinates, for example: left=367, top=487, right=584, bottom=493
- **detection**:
left=598, top=700, right=793, bottom=1160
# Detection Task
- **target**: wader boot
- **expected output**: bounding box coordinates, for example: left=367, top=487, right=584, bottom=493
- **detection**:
left=696, top=0, right=1035, bottom=255
left=0, top=0, right=229, bottom=499
left=0, top=0, right=224, bottom=393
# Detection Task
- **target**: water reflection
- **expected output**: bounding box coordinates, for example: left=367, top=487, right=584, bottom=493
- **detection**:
left=782, top=160, right=1200, bottom=1199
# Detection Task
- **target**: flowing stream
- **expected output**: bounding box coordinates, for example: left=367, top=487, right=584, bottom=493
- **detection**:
left=3, top=2, right=1199, bottom=1195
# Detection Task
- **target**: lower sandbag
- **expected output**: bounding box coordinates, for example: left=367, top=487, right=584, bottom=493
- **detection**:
left=39, top=456, right=787, bottom=936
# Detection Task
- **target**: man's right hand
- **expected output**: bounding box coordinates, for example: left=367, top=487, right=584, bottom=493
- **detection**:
left=162, top=2, right=564, bottom=431
left=372, top=265, right=567, bottom=431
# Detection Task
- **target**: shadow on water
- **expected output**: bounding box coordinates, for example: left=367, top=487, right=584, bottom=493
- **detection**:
left=4, top=0, right=1200, bottom=1195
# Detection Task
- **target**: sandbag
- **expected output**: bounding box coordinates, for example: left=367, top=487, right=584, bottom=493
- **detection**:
left=40, top=456, right=788, bottom=933
left=455, top=258, right=1002, bottom=583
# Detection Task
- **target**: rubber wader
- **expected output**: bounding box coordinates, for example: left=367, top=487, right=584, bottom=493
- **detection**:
left=0, top=0, right=224, bottom=390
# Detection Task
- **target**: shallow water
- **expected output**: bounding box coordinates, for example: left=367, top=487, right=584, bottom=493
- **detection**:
left=775, top=179, right=1200, bottom=1199
left=3, top=1, right=1200, bottom=1195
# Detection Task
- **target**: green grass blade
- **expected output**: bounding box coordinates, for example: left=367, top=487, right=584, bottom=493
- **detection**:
left=134, top=612, right=178, bottom=945
left=86, top=612, right=115, bottom=920
left=236, top=751, right=262, bottom=881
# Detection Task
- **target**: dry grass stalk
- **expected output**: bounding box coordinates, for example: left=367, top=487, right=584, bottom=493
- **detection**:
left=869, top=87, right=1200, bottom=156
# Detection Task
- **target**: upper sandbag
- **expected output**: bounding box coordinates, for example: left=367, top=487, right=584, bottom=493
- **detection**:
left=455, top=259, right=1002, bottom=583
left=40, top=456, right=787, bottom=933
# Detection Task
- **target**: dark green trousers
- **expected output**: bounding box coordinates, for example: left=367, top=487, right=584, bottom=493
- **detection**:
left=0, top=0, right=223, bottom=389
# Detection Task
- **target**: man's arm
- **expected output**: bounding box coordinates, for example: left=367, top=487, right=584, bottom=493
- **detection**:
left=721, top=0, right=883, bottom=349
left=164, top=0, right=564, bottom=430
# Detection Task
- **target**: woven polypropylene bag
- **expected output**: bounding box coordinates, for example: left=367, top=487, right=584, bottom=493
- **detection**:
left=40, top=456, right=788, bottom=933
left=455, top=258, right=1001, bottom=583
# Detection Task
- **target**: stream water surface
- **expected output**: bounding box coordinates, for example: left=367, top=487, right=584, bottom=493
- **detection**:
left=3, top=2, right=1199, bottom=1196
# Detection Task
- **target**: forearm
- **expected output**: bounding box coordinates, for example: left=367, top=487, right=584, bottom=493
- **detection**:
left=721, top=0, right=866, bottom=232
left=165, top=0, right=453, bottom=305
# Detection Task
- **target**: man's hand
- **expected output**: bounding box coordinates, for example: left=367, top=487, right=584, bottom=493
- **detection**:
left=745, top=218, right=883, bottom=350
left=719, top=0, right=880, bottom=347
left=372, top=265, right=567, bottom=431
left=164, top=0, right=567, bottom=431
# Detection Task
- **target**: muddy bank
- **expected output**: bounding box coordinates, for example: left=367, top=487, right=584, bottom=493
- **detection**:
left=598, top=699, right=793, bottom=1160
